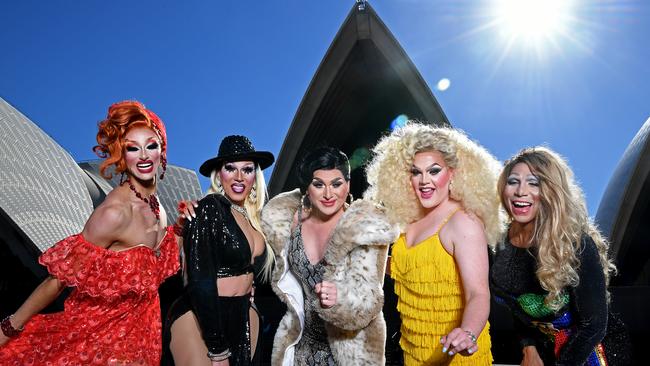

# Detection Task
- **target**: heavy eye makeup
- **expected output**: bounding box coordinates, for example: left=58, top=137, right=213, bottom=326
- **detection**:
left=224, top=163, right=255, bottom=174
left=526, top=176, right=540, bottom=186
left=311, top=178, right=343, bottom=189
left=506, top=175, right=520, bottom=185
left=125, top=139, right=158, bottom=152
left=507, top=174, right=539, bottom=187
left=411, top=164, right=442, bottom=176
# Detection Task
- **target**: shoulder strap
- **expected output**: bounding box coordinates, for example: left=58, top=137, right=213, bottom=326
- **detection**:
left=434, top=207, right=461, bottom=235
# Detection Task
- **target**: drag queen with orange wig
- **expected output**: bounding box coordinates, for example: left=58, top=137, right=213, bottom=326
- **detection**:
left=0, top=101, right=180, bottom=365
left=365, top=122, right=503, bottom=365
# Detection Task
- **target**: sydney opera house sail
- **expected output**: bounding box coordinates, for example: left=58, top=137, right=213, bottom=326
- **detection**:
left=594, top=117, right=650, bottom=355
left=0, top=98, right=94, bottom=272
left=596, top=117, right=650, bottom=287
left=269, top=2, right=449, bottom=198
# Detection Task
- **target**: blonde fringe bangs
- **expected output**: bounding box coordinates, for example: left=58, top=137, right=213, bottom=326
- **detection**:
left=499, top=147, right=615, bottom=309
left=365, top=122, right=505, bottom=246
left=207, top=167, right=275, bottom=282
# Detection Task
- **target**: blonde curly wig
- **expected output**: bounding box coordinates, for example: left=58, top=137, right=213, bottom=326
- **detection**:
left=498, top=147, right=616, bottom=309
left=365, top=122, right=505, bottom=246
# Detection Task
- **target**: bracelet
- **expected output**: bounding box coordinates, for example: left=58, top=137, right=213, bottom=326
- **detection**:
left=463, top=329, right=478, bottom=345
left=1, top=314, right=24, bottom=338
left=207, top=349, right=231, bottom=362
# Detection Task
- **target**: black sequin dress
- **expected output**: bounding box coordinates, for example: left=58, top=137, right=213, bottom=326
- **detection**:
left=287, top=214, right=336, bottom=366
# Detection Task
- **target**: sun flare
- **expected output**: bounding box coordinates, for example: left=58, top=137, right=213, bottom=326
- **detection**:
left=493, top=0, right=574, bottom=47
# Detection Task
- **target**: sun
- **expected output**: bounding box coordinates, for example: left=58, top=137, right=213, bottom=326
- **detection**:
left=493, top=0, right=574, bottom=47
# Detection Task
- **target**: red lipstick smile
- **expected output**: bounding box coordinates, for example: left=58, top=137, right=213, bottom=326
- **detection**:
left=136, top=161, right=154, bottom=174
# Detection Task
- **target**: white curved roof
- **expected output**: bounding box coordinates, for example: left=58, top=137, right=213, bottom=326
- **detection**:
left=0, top=98, right=93, bottom=252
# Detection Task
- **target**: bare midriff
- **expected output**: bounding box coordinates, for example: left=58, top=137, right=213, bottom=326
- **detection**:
left=216, top=273, right=254, bottom=296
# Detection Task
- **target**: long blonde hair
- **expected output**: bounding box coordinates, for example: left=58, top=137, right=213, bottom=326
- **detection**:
left=498, top=147, right=616, bottom=309
left=208, top=165, right=274, bottom=282
left=365, top=122, right=504, bottom=246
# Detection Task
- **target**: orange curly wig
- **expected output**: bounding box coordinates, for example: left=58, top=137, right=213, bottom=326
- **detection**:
left=93, top=100, right=167, bottom=179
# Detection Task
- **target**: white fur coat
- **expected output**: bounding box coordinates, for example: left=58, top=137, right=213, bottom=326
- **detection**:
left=261, top=189, right=399, bottom=366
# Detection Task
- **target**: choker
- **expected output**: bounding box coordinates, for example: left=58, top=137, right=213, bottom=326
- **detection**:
left=123, top=178, right=160, bottom=221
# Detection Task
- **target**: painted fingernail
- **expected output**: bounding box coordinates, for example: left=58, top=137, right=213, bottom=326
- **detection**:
left=448, top=351, right=455, bottom=356
left=442, top=347, right=447, bottom=353
left=439, top=336, right=444, bottom=343
left=468, top=348, right=474, bottom=354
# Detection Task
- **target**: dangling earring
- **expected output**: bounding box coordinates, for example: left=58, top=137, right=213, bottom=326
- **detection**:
left=301, top=194, right=312, bottom=214
left=249, top=185, right=257, bottom=204
left=160, top=155, right=167, bottom=180
left=215, top=178, right=225, bottom=195
left=119, top=172, right=126, bottom=185
left=347, top=193, right=353, bottom=204
left=448, top=179, right=454, bottom=196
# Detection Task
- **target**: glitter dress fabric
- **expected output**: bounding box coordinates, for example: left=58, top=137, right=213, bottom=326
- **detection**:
left=0, top=226, right=180, bottom=366
left=287, top=223, right=336, bottom=366
left=490, top=233, right=631, bottom=365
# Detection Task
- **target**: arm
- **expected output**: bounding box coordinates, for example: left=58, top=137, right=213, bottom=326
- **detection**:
left=441, top=214, right=491, bottom=355
left=556, top=236, right=608, bottom=365
left=521, top=345, right=544, bottom=366
left=316, top=245, right=387, bottom=330
left=183, top=197, right=230, bottom=357
left=0, top=276, right=64, bottom=344
left=1, top=203, right=128, bottom=344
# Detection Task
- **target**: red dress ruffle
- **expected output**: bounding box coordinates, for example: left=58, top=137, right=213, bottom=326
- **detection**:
left=0, top=226, right=180, bottom=366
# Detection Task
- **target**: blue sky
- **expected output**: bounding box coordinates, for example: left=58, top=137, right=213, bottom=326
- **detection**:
left=1, top=1, right=648, bottom=215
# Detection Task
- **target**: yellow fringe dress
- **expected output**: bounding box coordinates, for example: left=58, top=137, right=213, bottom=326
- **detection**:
left=391, top=214, right=492, bottom=365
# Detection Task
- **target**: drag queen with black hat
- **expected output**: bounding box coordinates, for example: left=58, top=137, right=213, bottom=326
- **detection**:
left=165, top=135, right=274, bottom=366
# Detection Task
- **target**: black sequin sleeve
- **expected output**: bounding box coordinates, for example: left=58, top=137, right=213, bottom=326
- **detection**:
left=183, top=195, right=230, bottom=354
left=556, top=235, right=608, bottom=365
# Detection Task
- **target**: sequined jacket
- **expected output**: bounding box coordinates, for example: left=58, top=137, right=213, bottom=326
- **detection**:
left=183, top=193, right=264, bottom=356
left=261, top=189, right=399, bottom=366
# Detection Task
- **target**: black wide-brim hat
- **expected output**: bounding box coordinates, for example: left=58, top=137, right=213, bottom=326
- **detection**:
left=199, top=135, right=275, bottom=177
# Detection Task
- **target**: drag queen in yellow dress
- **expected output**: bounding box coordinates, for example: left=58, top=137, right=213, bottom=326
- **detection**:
left=365, top=123, right=503, bottom=365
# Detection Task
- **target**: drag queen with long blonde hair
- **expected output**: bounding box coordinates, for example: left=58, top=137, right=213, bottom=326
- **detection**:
left=490, top=147, right=629, bottom=365
left=165, top=135, right=275, bottom=366
left=365, top=122, right=503, bottom=365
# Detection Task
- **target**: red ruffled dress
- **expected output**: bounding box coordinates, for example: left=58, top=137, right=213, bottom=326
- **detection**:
left=0, top=226, right=180, bottom=366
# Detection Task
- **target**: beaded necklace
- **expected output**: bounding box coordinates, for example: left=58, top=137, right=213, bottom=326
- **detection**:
left=123, top=178, right=160, bottom=221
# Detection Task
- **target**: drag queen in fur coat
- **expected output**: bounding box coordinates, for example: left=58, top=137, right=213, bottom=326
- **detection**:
left=261, top=148, right=398, bottom=366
